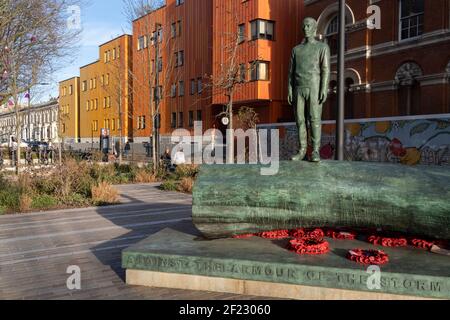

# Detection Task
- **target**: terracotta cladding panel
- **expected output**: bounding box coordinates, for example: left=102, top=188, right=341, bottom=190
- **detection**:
left=212, top=0, right=303, bottom=108
left=132, top=0, right=213, bottom=137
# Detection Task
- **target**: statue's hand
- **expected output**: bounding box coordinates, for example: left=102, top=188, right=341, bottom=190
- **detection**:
left=288, top=92, right=293, bottom=106
left=319, top=91, right=328, bottom=105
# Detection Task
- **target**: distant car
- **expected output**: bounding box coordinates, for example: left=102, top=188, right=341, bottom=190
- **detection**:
left=26, top=141, right=48, bottom=153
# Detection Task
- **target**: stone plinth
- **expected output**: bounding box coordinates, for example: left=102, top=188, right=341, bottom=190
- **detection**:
left=192, top=161, right=450, bottom=239
left=122, top=229, right=450, bottom=299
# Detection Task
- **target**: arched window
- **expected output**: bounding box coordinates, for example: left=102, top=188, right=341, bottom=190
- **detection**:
left=325, top=16, right=339, bottom=56
left=325, top=15, right=349, bottom=56
left=395, top=62, right=423, bottom=115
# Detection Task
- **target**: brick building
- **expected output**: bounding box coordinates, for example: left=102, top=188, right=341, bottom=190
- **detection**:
left=304, top=0, right=450, bottom=120
left=79, top=35, right=133, bottom=144
left=59, top=76, right=80, bottom=143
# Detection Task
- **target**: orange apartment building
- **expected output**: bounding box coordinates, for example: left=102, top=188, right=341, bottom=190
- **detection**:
left=304, top=0, right=450, bottom=120
left=211, top=0, right=303, bottom=130
left=59, top=76, right=80, bottom=143
left=79, top=34, right=133, bottom=144
left=132, top=0, right=214, bottom=143
left=132, top=0, right=304, bottom=143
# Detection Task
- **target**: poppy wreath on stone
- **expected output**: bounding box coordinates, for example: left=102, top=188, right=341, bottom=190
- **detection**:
left=368, top=235, right=408, bottom=247
left=326, top=229, right=357, bottom=240
left=347, top=249, right=389, bottom=265
left=258, top=229, right=290, bottom=239
left=289, top=228, right=305, bottom=239
left=287, top=238, right=330, bottom=255
left=410, top=239, right=434, bottom=250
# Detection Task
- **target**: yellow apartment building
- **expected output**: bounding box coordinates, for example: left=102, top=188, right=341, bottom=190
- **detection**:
left=79, top=34, right=133, bottom=145
left=59, top=76, right=80, bottom=143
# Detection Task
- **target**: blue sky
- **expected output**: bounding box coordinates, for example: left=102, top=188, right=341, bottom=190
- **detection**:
left=46, top=0, right=131, bottom=100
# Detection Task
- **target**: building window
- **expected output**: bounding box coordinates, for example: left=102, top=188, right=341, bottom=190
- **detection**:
left=113, top=48, right=116, bottom=60
left=157, top=58, right=163, bottom=72
left=190, top=79, right=197, bottom=95
left=189, top=111, right=194, bottom=127
left=171, top=23, right=177, bottom=38
left=69, top=85, right=73, bottom=95
left=400, top=0, right=424, bottom=40
left=179, top=81, right=185, bottom=96
left=197, top=78, right=203, bottom=93
left=325, top=15, right=338, bottom=55
left=250, top=20, right=275, bottom=40
left=138, top=36, right=147, bottom=50
left=250, top=61, right=269, bottom=81
left=157, top=28, right=163, bottom=43
left=171, top=84, right=177, bottom=97
left=175, top=51, right=184, bottom=67
left=171, top=112, right=177, bottom=128
left=239, top=63, right=247, bottom=82
left=178, top=112, right=184, bottom=127
left=238, top=24, right=246, bottom=43
left=197, top=110, right=202, bottom=121
left=176, top=0, right=184, bottom=6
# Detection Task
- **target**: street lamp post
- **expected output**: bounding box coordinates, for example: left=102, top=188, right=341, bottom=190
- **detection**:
left=152, top=23, right=162, bottom=171
left=336, top=0, right=346, bottom=161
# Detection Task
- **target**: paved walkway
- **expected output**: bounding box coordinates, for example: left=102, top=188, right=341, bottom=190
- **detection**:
left=0, top=184, right=265, bottom=300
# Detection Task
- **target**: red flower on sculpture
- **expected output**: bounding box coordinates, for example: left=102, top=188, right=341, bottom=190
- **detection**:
left=347, top=249, right=389, bottom=265
left=368, top=235, right=408, bottom=247
left=389, top=138, right=407, bottom=157
left=259, top=229, right=290, bottom=239
left=320, top=143, right=334, bottom=160
left=288, top=238, right=330, bottom=255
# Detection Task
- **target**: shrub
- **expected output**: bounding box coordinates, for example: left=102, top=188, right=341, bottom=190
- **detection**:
left=91, top=181, right=119, bottom=205
left=134, top=170, right=158, bottom=183
left=0, top=186, right=20, bottom=213
left=175, top=164, right=199, bottom=179
left=160, top=180, right=178, bottom=192
left=177, top=177, right=195, bottom=194
left=31, top=194, right=58, bottom=210
left=19, top=194, right=33, bottom=212
left=59, top=193, right=91, bottom=207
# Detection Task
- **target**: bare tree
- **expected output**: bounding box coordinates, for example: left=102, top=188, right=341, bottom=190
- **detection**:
left=123, top=0, right=182, bottom=170
left=0, top=0, right=82, bottom=173
left=206, top=6, right=260, bottom=164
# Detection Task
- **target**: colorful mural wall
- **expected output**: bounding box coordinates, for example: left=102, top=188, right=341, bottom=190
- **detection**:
left=259, top=115, right=450, bottom=166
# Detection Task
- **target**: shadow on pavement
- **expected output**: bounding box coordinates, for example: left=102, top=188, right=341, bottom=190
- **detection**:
left=90, top=184, right=194, bottom=281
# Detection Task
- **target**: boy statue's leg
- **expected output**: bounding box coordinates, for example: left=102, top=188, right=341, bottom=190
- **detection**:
left=292, top=89, right=308, bottom=161
left=309, top=86, right=323, bottom=163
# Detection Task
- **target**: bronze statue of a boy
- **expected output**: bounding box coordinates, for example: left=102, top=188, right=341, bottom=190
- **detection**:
left=288, top=17, right=330, bottom=162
